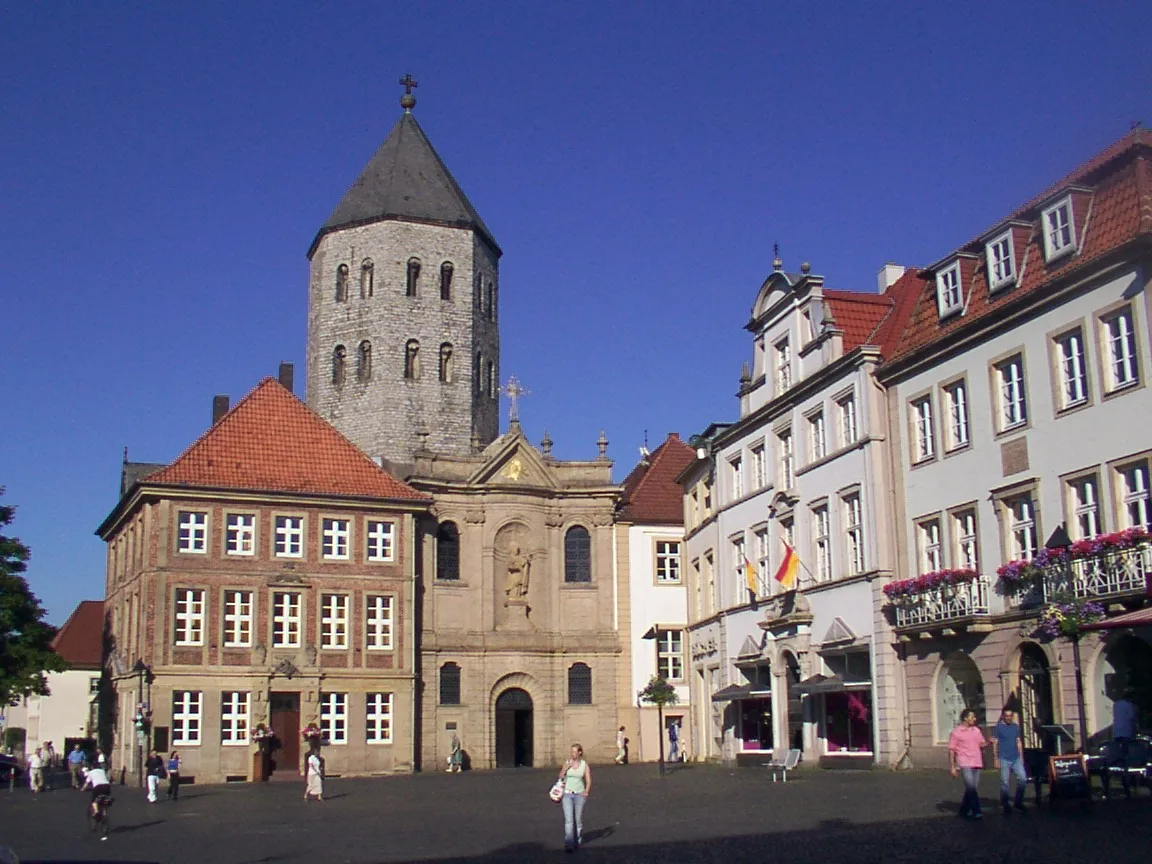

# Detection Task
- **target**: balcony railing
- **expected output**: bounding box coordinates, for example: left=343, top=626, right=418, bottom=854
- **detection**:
left=1003, top=536, right=1151, bottom=609
left=892, top=576, right=991, bottom=629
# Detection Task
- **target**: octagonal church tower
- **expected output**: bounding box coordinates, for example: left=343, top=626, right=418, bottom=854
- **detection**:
left=306, top=85, right=501, bottom=467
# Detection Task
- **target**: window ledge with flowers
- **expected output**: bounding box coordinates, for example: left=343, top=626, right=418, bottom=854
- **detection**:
left=996, top=527, right=1151, bottom=608
left=883, top=569, right=991, bottom=631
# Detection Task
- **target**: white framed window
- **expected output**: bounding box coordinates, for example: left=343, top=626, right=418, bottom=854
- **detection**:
left=986, top=231, right=1015, bottom=289
left=272, top=591, right=302, bottom=648
left=1119, top=462, right=1151, bottom=529
left=729, top=455, right=744, bottom=500
left=778, top=429, right=794, bottom=489
left=172, top=691, right=201, bottom=746
left=1042, top=197, right=1075, bottom=261
left=222, top=590, right=253, bottom=648
left=813, top=505, right=831, bottom=582
left=779, top=517, right=795, bottom=550
left=995, top=356, right=1027, bottom=431
left=1069, top=475, right=1100, bottom=540
left=320, top=692, right=347, bottom=744
left=177, top=511, right=208, bottom=554
left=366, top=693, right=393, bottom=744
left=322, top=518, right=351, bottom=560
left=173, top=588, right=205, bottom=646
left=838, top=394, right=858, bottom=446
left=1005, top=494, right=1038, bottom=561
left=320, top=594, right=349, bottom=650
left=918, top=519, right=942, bottom=574
left=657, top=629, right=684, bottom=680
left=943, top=381, right=969, bottom=450
left=953, top=509, right=979, bottom=571
left=751, top=444, right=767, bottom=490
left=274, top=516, right=304, bottom=558
left=911, top=396, right=935, bottom=461
left=225, top=513, right=256, bottom=556
left=731, top=536, right=746, bottom=606
left=754, top=527, right=770, bottom=586
left=936, top=263, right=963, bottom=317
left=776, top=337, right=792, bottom=392
left=366, top=520, right=395, bottom=562
left=1056, top=329, right=1088, bottom=408
left=1102, top=309, right=1139, bottom=391
left=221, top=691, right=250, bottom=745
left=366, top=594, right=394, bottom=650
left=655, top=541, right=681, bottom=583
left=844, top=494, right=864, bottom=575
left=809, top=412, right=827, bottom=460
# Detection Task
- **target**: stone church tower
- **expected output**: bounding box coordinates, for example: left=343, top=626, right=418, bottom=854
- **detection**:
left=306, top=85, right=501, bottom=466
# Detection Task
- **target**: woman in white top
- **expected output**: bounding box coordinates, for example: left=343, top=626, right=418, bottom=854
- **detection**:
left=557, top=743, right=592, bottom=853
left=303, top=745, right=324, bottom=801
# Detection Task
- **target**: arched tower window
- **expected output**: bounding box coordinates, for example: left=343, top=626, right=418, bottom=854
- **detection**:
left=332, top=345, right=346, bottom=386
left=475, top=352, right=482, bottom=395
left=357, top=340, right=372, bottom=383
left=440, top=262, right=454, bottom=301
left=335, top=264, right=349, bottom=302
left=360, top=259, right=374, bottom=298
left=406, top=258, right=421, bottom=297
left=486, top=361, right=495, bottom=398
left=483, top=281, right=493, bottom=318
left=564, top=526, right=592, bottom=583
left=404, top=339, right=420, bottom=380
left=568, top=663, right=593, bottom=705
left=436, top=521, right=460, bottom=581
left=474, top=273, right=482, bottom=310
left=439, top=343, right=454, bottom=383
left=439, top=662, right=461, bottom=705
left=491, top=283, right=498, bottom=322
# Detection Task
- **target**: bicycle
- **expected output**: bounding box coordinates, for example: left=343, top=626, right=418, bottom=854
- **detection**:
left=88, top=794, right=112, bottom=840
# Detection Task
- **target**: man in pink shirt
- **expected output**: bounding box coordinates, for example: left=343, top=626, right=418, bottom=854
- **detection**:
left=949, top=708, right=990, bottom=819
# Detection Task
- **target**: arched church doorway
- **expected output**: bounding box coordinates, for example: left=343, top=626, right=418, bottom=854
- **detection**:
left=1015, top=643, right=1054, bottom=749
left=495, top=687, right=533, bottom=767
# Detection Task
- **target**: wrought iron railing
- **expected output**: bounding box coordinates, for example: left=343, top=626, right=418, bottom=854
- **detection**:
left=1008, top=543, right=1151, bottom=608
left=893, top=576, right=991, bottom=628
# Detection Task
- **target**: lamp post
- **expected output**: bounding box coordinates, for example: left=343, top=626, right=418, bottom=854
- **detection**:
left=1044, top=525, right=1090, bottom=751
left=641, top=626, right=666, bottom=776
left=131, top=660, right=152, bottom=788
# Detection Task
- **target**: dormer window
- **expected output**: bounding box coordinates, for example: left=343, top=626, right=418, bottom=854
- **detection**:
left=1042, top=197, right=1076, bottom=262
left=986, top=231, right=1015, bottom=291
left=935, top=263, right=963, bottom=318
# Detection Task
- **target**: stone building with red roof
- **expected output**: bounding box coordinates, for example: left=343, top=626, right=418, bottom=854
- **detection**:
left=96, top=371, right=430, bottom=783
left=875, top=129, right=1152, bottom=767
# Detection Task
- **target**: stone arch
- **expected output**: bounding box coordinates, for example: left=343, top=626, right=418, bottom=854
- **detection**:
left=931, top=652, right=985, bottom=744
left=489, top=672, right=543, bottom=769
left=1004, top=640, right=1057, bottom=748
left=1089, top=632, right=1152, bottom=740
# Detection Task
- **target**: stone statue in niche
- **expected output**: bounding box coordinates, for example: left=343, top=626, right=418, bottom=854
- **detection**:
left=505, top=544, right=531, bottom=599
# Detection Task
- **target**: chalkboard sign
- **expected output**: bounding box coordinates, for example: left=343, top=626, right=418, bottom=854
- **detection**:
left=1048, top=754, right=1090, bottom=800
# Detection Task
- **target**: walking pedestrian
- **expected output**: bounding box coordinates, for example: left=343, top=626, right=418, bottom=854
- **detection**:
left=614, top=726, right=626, bottom=764
left=447, top=731, right=463, bottom=773
left=166, top=751, right=181, bottom=800
left=991, top=708, right=1027, bottom=815
left=67, top=744, right=86, bottom=789
left=556, top=743, right=591, bottom=853
left=303, top=744, right=324, bottom=801
left=1105, top=687, right=1139, bottom=798
left=144, top=750, right=164, bottom=803
left=28, top=747, right=45, bottom=794
left=949, top=708, right=989, bottom=820
left=94, top=747, right=107, bottom=771
left=43, top=741, right=56, bottom=770
left=668, top=720, right=680, bottom=763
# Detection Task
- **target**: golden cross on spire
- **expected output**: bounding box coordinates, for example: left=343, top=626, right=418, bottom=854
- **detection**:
left=399, top=73, right=418, bottom=111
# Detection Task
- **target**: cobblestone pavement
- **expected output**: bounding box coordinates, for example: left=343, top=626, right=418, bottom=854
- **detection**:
left=1, top=764, right=1150, bottom=863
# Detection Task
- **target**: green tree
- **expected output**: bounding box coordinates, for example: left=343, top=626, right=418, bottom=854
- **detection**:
left=0, top=488, right=67, bottom=705
left=638, top=675, right=679, bottom=709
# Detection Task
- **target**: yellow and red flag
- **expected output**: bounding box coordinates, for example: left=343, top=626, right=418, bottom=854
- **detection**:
left=774, top=542, right=799, bottom=589
left=743, top=556, right=758, bottom=598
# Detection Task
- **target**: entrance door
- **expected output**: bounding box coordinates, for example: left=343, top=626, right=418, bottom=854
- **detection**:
left=495, top=688, right=533, bottom=767
left=1017, top=644, right=1054, bottom=749
left=785, top=654, right=804, bottom=753
left=269, top=692, right=300, bottom=778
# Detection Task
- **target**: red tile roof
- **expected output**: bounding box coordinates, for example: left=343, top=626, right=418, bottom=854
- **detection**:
left=617, top=433, right=696, bottom=524
left=142, top=379, right=426, bottom=501
left=51, top=600, right=104, bottom=669
left=883, top=130, right=1152, bottom=368
left=822, top=290, right=896, bottom=352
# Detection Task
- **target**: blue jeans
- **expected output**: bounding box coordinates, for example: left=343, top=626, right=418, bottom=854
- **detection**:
left=999, top=756, right=1026, bottom=802
left=562, top=792, right=586, bottom=848
left=959, top=767, right=982, bottom=816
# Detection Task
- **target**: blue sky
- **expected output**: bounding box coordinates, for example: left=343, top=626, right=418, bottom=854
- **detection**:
left=3, top=1, right=1150, bottom=624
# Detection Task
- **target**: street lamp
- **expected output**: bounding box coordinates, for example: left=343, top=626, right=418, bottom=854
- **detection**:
left=131, top=660, right=152, bottom=788
left=1044, top=525, right=1090, bottom=751
left=641, top=626, right=666, bottom=777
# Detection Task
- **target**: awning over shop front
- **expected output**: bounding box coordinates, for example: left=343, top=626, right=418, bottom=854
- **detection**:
left=711, top=684, right=772, bottom=703
left=792, top=673, right=872, bottom=695
left=1082, top=606, right=1152, bottom=630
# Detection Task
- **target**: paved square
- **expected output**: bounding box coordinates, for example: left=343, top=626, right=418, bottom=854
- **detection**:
left=1, top=765, right=1150, bottom=863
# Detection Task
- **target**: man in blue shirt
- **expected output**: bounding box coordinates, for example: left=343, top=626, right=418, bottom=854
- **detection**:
left=67, top=744, right=87, bottom=789
left=1107, top=688, right=1139, bottom=799
left=991, top=708, right=1027, bottom=815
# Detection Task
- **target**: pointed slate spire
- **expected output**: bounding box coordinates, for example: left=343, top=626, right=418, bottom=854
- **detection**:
left=308, top=109, right=500, bottom=258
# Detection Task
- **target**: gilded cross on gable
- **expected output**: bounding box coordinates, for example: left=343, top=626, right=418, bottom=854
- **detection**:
left=399, top=73, right=418, bottom=95
left=500, top=375, right=530, bottom=424
left=399, top=74, right=418, bottom=112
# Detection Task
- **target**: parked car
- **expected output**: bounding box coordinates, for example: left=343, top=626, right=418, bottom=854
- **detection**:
left=0, top=753, right=21, bottom=784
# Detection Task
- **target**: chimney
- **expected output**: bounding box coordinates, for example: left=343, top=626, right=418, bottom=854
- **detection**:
left=212, top=395, right=230, bottom=425
left=278, top=362, right=295, bottom=393
left=877, top=263, right=906, bottom=294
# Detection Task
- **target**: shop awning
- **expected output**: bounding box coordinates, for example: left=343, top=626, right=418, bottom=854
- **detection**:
left=1082, top=607, right=1152, bottom=630
left=711, top=684, right=772, bottom=703
left=792, top=673, right=871, bottom=695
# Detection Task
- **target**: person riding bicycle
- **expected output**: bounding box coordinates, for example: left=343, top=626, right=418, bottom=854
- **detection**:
left=82, top=765, right=112, bottom=804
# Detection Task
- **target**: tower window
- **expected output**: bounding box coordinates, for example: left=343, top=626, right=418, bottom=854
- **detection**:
left=486, top=361, right=495, bottom=398
left=360, top=259, right=374, bottom=298
left=332, top=345, right=346, bottom=386
left=564, top=526, right=592, bottom=583
left=436, top=521, right=460, bottom=581
left=483, top=281, right=493, bottom=319
left=440, top=262, right=454, bottom=301
left=475, top=352, right=482, bottom=395
left=357, top=340, right=372, bottom=383
left=406, top=258, right=421, bottom=297
left=439, top=343, right=453, bottom=383
left=404, top=339, right=420, bottom=380
left=336, top=264, right=349, bottom=302
left=474, top=273, right=482, bottom=310
left=490, top=283, right=498, bottom=322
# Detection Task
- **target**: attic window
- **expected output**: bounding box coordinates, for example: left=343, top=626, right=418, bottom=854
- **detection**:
left=986, top=231, right=1015, bottom=292
left=1042, top=197, right=1076, bottom=262
left=935, top=263, right=963, bottom=318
